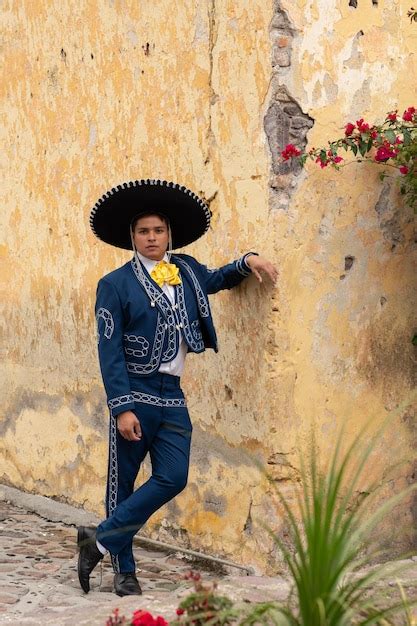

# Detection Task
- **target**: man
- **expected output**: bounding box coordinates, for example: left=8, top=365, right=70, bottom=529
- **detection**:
left=78, top=179, right=277, bottom=597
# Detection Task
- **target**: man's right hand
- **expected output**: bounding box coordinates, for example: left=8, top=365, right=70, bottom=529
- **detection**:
left=116, top=411, right=142, bottom=441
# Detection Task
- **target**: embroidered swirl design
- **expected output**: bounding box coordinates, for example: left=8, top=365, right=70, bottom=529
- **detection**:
left=96, top=308, right=114, bottom=341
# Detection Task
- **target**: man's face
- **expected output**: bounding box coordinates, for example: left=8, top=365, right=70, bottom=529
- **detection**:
left=132, top=214, right=169, bottom=261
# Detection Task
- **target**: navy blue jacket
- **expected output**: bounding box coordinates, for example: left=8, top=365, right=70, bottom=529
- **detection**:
left=96, top=253, right=254, bottom=417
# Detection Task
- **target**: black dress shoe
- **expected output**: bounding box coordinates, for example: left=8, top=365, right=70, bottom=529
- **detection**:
left=77, top=526, right=104, bottom=593
left=114, top=572, right=142, bottom=596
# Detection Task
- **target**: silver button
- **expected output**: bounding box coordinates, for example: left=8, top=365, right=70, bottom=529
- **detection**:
left=151, top=301, right=155, bottom=307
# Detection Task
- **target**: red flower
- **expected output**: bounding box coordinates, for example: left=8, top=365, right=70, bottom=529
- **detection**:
left=387, top=110, right=398, bottom=121
left=281, top=143, right=301, bottom=160
left=375, top=145, right=398, bottom=162
left=176, top=608, right=185, bottom=616
left=356, top=118, right=370, bottom=133
left=106, top=608, right=125, bottom=626
left=399, top=165, right=409, bottom=175
left=131, top=610, right=156, bottom=626
left=370, top=130, right=378, bottom=139
left=333, top=156, right=343, bottom=164
left=402, top=106, right=416, bottom=122
left=344, top=122, right=355, bottom=136
left=155, top=617, right=168, bottom=626
left=316, top=156, right=328, bottom=168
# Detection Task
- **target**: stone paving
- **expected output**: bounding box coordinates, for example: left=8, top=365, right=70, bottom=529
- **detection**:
left=0, top=486, right=290, bottom=625
left=0, top=485, right=416, bottom=625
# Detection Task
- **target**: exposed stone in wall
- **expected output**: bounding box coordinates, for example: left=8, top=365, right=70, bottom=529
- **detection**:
left=264, top=1, right=313, bottom=211
left=374, top=181, right=417, bottom=252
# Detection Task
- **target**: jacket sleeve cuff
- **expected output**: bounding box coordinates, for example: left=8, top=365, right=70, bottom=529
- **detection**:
left=108, top=394, right=135, bottom=418
left=236, top=252, right=258, bottom=276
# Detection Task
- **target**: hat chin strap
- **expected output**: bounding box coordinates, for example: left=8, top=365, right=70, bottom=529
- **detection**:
left=166, top=224, right=173, bottom=261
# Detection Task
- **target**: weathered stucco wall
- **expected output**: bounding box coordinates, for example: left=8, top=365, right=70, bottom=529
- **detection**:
left=1, top=0, right=416, bottom=573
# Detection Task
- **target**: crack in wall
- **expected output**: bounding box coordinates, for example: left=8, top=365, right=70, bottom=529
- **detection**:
left=205, top=0, right=219, bottom=166
left=264, top=1, right=314, bottom=211
left=243, top=497, right=253, bottom=534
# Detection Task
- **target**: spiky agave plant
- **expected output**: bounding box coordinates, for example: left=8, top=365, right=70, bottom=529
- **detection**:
left=260, top=407, right=417, bottom=626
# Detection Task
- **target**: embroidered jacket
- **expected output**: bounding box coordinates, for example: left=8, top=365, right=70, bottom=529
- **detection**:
left=96, top=253, right=254, bottom=417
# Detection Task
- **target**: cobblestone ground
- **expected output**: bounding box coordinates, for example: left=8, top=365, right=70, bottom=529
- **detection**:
left=0, top=490, right=290, bottom=626
left=0, top=487, right=416, bottom=625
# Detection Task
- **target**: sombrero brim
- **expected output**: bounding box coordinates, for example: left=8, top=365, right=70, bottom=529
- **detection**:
left=89, top=179, right=211, bottom=250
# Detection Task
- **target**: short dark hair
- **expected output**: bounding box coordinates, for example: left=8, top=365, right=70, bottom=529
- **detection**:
left=131, top=212, right=169, bottom=231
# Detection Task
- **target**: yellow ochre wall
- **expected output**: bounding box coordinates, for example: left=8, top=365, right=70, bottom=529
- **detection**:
left=1, top=0, right=416, bottom=572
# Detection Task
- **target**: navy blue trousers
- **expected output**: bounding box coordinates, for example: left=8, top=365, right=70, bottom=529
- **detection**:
left=96, top=373, right=192, bottom=573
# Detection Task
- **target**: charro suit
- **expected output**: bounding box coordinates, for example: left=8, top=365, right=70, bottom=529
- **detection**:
left=95, top=252, right=254, bottom=573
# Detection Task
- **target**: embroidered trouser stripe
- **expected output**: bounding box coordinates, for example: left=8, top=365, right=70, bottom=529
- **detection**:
left=107, top=417, right=120, bottom=573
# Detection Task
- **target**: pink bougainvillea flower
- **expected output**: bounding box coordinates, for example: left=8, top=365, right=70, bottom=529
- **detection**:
left=356, top=118, right=370, bottom=132
left=370, top=130, right=378, bottom=139
left=399, top=165, right=409, bottom=175
left=316, top=156, right=328, bottom=168
left=106, top=608, right=126, bottom=626
left=387, top=111, right=398, bottom=121
left=375, top=145, right=398, bottom=162
left=344, top=122, right=355, bottom=136
left=333, top=156, right=343, bottom=164
left=281, top=143, right=301, bottom=160
left=176, top=608, right=185, bottom=616
left=155, top=617, right=168, bottom=626
left=402, top=106, right=416, bottom=121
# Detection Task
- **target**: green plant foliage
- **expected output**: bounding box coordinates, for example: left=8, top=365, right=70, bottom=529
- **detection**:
left=260, top=414, right=417, bottom=626
left=172, top=572, right=238, bottom=626
left=239, top=602, right=289, bottom=626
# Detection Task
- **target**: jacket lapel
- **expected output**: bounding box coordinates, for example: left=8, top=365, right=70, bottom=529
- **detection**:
left=130, top=257, right=175, bottom=324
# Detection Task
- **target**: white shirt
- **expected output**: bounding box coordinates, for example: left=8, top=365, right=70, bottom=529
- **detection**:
left=136, top=252, right=188, bottom=377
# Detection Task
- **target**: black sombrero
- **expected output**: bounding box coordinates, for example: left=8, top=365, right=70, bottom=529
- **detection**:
left=89, top=179, right=211, bottom=250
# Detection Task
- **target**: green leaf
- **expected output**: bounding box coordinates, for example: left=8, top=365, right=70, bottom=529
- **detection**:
left=358, top=139, right=368, bottom=157
left=351, top=143, right=358, bottom=156
left=412, top=334, right=417, bottom=346
left=403, top=128, right=412, bottom=145
left=384, top=129, right=396, bottom=144
left=367, top=137, right=374, bottom=152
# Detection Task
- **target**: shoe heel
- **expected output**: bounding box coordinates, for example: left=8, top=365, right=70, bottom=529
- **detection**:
left=77, top=527, right=87, bottom=548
